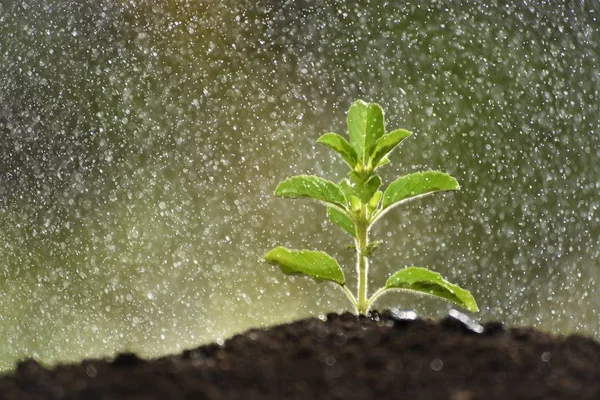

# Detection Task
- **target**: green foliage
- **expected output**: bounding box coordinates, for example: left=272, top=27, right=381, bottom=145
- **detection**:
left=384, top=267, right=478, bottom=312
left=264, top=247, right=345, bottom=285
left=381, top=171, right=460, bottom=212
left=264, top=99, right=478, bottom=315
left=347, top=100, right=385, bottom=165
left=275, top=175, right=347, bottom=211
left=340, top=172, right=382, bottom=204
left=362, top=240, right=383, bottom=258
left=369, top=128, right=412, bottom=167
left=327, top=207, right=355, bottom=237
left=317, top=132, right=358, bottom=168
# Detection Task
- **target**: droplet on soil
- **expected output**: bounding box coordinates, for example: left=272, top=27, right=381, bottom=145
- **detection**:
left=446, top=309, right=484, bottom=334
left=390, top=308, right=418, bottom=320
left=430, top=358, right=444, bottom=371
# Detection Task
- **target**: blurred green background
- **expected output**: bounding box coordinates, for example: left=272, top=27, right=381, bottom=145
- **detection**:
left=0, top=0, right=599, bottom=370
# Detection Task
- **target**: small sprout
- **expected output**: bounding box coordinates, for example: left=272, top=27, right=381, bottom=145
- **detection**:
left=264, top=99, right=478, bottom=315
left=362, top=241, right=383, bottom=258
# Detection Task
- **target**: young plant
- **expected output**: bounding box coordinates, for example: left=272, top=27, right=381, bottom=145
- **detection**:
left=264, top=100, right=478, bottom=315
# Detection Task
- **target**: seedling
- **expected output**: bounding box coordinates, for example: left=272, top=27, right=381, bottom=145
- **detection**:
left=264, top=100, right=478, bottom=315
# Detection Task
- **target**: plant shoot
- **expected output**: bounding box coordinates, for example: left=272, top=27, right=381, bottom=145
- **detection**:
left=264, top=100, right=478, bottom=315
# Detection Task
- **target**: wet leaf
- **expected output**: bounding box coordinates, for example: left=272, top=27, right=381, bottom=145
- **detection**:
left=382, top=171, right=459, bottom=211
left=341, top=173, right=382, bottom=204
left=375, top=156, right=390, bottom=169
left=349, top=195, right=362, bottom=213
left=368, top=190, right=383, bottom=212
left=363, top=175, right=383, bottom=203
left=275, top=175, right=347, bottom=210
left=317, top=132, right=358, bottom=168
left=385, top=267, right=478, bottom=312
left=362, top=240, right=383, bottom=258
left=369, top=129, right=412, bottom=167
left=347, top=100, right=385, bottom=163
left=327, top=207, right=356, bottom=237
left=264, top=247, right=345, bottom=285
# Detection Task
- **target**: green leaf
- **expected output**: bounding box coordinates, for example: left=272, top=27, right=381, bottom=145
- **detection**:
left=385, top=267, right=478, bottom=312
left=341, top=173, right=382, bottom=204
left=375, top=156, right=390, bottom=169
left=317, top=133, right=358, bottom=168
left=327, top=207, right=356, bottom=237
left=361, top=174, right=382, bottom=203
left=369, top=129, right=412, bottom=167
left=349, top=195, right=361, bottom=213
left=347, top=100, right=385, bottom=164
left=362, top=240, right=383, bottom=258
left=368, top=190, right=383, bottom=211
left=382, top=171, right=460, bottom=211
left=275, top=175, right=347, bottom=210
left=264, top=247, right=345, bottom=285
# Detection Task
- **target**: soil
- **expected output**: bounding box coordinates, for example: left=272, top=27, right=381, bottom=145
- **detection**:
left=1, top=310, right=600, bottom=400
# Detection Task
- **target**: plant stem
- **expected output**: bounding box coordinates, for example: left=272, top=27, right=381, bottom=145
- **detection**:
left=367, top=286, right=387, bottom=306
left=341, top=285, right=358, bottom=309
left=356, top=211, right=370, bottom=315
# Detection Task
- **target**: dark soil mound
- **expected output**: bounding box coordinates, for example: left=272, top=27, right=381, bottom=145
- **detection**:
left=2, top=310, right=600, bottom=399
